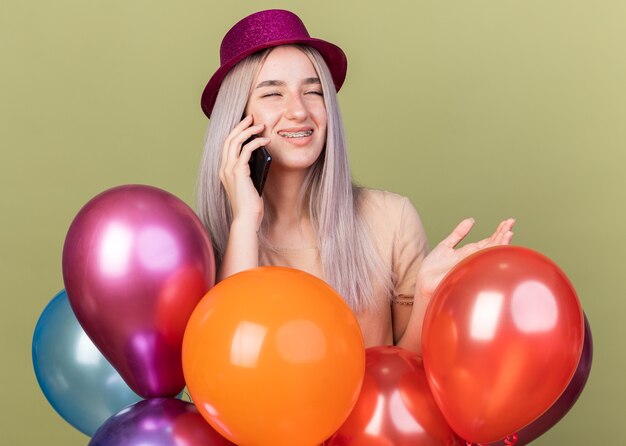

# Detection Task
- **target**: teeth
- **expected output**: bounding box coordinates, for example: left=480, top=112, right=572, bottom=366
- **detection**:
left=279, top=130, right=313, bottom=138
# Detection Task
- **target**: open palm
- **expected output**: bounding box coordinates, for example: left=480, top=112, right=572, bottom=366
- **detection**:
left=416, top=218, right=515, bottom=299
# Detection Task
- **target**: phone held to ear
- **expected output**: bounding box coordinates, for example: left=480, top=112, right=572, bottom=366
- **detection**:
left=244, top=136, right=272, bottom=196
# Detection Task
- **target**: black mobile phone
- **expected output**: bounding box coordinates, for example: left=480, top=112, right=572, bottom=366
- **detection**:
left=244, top=136, right=272, bottom=195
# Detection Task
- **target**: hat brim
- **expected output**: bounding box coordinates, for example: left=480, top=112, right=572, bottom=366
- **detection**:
left=200, top=38, right=347, bottom=118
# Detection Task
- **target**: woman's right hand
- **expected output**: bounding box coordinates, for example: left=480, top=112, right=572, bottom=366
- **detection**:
left=219, top=115, right=271, bottom=230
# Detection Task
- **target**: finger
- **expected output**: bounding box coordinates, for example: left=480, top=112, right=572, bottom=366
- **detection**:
left=503, top=230, right=514, bottom=244
left=224, top=123, right=265, bottom=171
left=494, top=218, right=516, bottom=244
left=500, top=218, right=515, bottom=233
left=460, top=238, right=491, bottom=257
left=488, top=220, right=506, bottom=244
left=238, top=137, right=271, bottom=165
left=471, top=223, right=508, bottom=251
left=233, top=124, right=266, bottom=153
left=221, top=115, right=253, bottom=168
left=493, top=221, right=507, bottom=245
left=506, top=218, right=516, bottom=232
left=226, top=114, right=253, bottom=145
left=441, top=218, right=475, bottom=249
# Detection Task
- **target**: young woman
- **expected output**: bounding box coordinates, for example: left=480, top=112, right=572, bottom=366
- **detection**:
left=196, top=9, right=514, bottom=354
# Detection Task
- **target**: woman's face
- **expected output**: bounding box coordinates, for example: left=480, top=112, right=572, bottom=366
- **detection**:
left=245, top=46, right=327, bottom=173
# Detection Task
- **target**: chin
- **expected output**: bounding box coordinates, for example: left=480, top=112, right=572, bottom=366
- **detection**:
left=273, top=156, right=320, bottom=172
left=268, top=150, right=323, bottom=171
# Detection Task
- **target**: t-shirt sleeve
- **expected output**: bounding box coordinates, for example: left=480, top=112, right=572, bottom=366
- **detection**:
left=392, top=197, right=429, bottom=303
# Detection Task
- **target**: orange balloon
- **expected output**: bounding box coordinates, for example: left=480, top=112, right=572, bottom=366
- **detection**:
left=182, top=266, right=365, bottom=446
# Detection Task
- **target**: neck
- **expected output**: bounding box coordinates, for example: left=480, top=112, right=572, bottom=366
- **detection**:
left=262, top=167, right=309, bottom=225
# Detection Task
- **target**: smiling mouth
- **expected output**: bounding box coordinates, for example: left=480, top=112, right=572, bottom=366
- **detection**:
left=278, top=130, right=313, bottom=138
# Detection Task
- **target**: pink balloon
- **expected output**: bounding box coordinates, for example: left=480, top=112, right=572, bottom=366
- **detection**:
left=63, top=185, right=215, bottom=398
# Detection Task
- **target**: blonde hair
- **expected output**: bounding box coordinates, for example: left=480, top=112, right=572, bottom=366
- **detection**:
left=196, top=45, right=392, bottom=312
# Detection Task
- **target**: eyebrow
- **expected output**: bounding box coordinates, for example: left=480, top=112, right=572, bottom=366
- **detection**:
left=255, top=77, right=321, bottom=89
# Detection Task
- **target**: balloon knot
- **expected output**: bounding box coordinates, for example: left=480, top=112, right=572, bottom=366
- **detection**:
left=504, top=433, right=518, bottom=445
left=464, top=433, right=517, bottom=446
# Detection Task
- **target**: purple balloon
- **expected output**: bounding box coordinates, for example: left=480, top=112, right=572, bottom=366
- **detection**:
left=63, top=185, right=215, bottom=398
left=89, top=398, right=235, bottom=446
left=489, top=313, right=593, bottom=446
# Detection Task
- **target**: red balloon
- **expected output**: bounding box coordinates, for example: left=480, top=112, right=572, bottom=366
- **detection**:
left=489, top=314, right=592, bottom=446
left=63, top=185, right=215, bottom=398
left=326, top=346, right=463, bottom=446
left=422, top=246, right=584, bottom=444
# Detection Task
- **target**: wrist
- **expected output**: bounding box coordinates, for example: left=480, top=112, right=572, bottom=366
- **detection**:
left=415, top=276, right=432, bottom=302
left=230, top=215, right=262, bottom=234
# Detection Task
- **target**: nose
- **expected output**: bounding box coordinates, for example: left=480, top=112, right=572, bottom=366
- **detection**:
left=284, top=93, right=308, bottom=121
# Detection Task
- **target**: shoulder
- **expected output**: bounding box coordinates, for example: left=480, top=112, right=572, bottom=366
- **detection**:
left=356, top=187, right=412, bottom=216
left=356, top=188, right=418, bottom=229
left=356, top=187, right=421, bottom=243
left=356, top=187, right=428, bottom=251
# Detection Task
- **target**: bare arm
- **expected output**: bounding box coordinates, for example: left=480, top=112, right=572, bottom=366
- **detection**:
left=396, top=218, right=515, bottom=355
left=217, top=219, right=261, bottom=281
left=216, top=115, right=270, bottom=281
left=394, top=294, right=430, bottom=355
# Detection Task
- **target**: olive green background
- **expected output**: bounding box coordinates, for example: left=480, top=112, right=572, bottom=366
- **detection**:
left=2, top=0, right=624, bottom=444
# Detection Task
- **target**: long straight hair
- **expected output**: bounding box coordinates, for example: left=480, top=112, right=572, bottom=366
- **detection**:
left=196, top=45, right=392, bottom=312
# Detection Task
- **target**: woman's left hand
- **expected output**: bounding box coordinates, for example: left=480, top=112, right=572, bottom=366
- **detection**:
left=416, top=218, right=515, bottom=300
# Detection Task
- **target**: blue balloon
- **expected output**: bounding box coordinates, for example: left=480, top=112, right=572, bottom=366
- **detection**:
left=32, top=290, right=143, bottom=436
